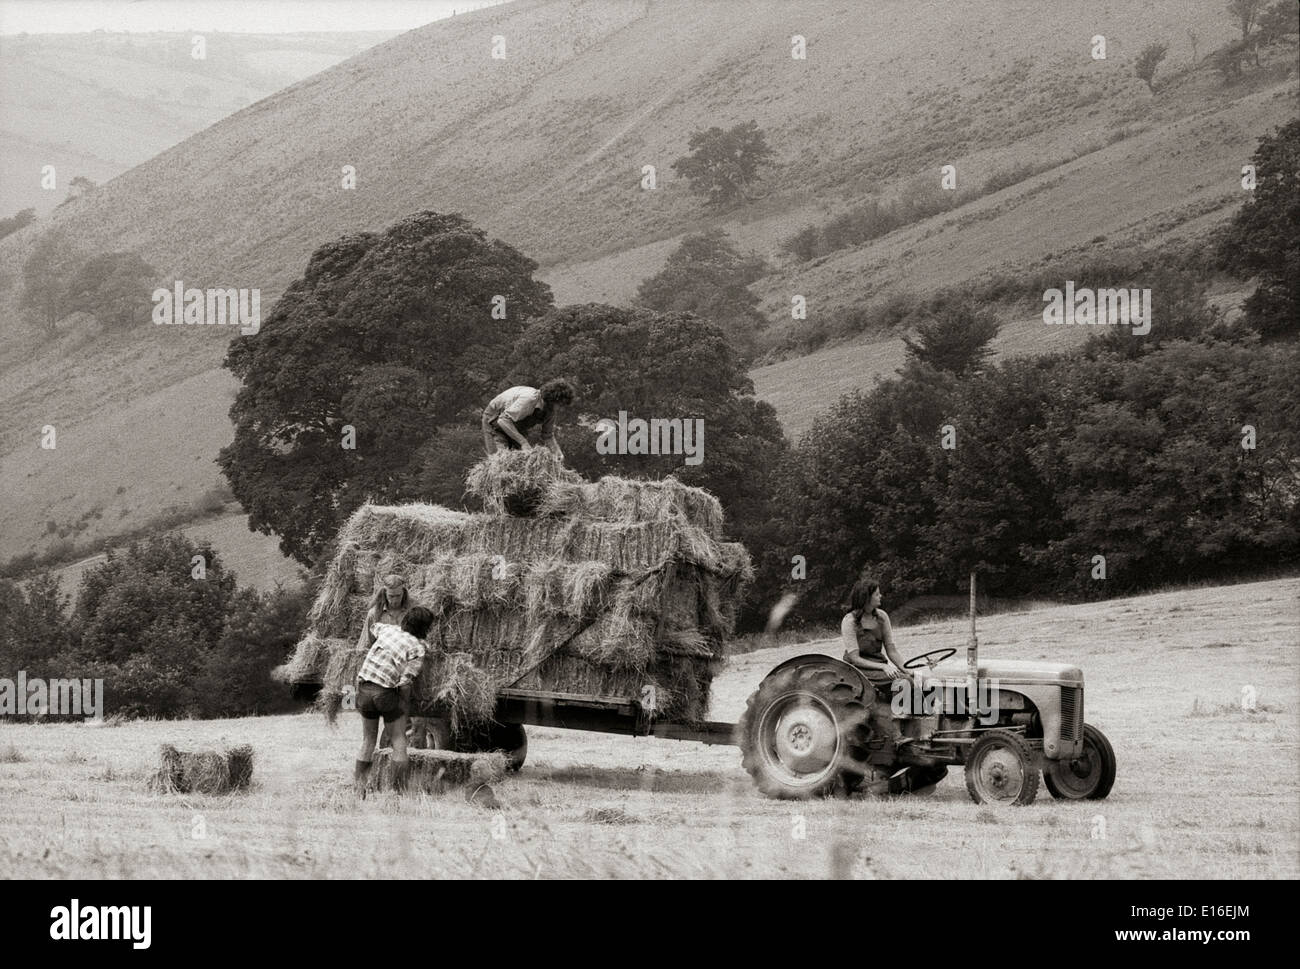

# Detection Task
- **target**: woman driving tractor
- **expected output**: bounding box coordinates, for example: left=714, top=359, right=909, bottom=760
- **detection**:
left=841, top=577, right=913, bottom=747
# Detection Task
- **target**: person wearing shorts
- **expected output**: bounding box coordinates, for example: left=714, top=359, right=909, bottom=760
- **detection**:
left=353, top=606, right=435, bottom=796
left=480, top=379, right=576, bottom=460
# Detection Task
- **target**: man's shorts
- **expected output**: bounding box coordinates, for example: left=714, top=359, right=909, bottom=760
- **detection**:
left=357, top=679, right=405, bottom=723
left=481, top=415, right=523, bottom=454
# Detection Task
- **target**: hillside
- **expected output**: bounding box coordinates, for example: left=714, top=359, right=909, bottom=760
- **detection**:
left=0, top=31, right=400, bottom=216
left=0, top=0, right=1295, bottom=571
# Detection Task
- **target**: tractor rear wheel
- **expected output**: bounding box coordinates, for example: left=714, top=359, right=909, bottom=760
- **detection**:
left=739, top=663, right=872, bottom=799
left=1043, top=723, right=1115, bottom=800
left=964, top=729, right=1039, bottom=805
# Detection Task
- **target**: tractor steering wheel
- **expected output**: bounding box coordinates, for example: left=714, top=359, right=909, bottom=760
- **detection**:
left=903, top=647, right=958, bottom=670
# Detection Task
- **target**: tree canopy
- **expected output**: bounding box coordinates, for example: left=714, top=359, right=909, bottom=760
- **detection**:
left=1218, top=118, right=1299, bottom=339
left=671, top=121, right=774, bottom=206
left=219, top=211, right=554, bottom=565
left=634, top=229, right=769, bottom=360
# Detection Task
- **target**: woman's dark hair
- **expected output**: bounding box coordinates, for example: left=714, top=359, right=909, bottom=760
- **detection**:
left=401, top=606, right=436, bottom=640
left=848, top=577, right=881, bottom=618
left=539, top=378, right=576, bottom=405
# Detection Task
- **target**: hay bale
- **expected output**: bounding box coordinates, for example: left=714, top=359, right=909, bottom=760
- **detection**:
left=368, top=748, right=507, bottom=794
left=416, top=651, right=498, bottom=733
left=148, top=743, right=254, bottom=795
left=466, top=448, right=581, bottom=515
left=226, top=745, right=255, bottom=789
left=538, top=476, right=724, bottom=535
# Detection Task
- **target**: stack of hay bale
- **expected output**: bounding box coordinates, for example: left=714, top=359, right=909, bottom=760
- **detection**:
left=277, top=449, right=752, bottom=732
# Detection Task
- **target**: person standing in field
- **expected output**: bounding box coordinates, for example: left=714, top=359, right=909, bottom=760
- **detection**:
left=481, top=378, right=576, bottom=461
left=358, top=575, right=414, bottom=748
left=354, top=606, right=435, bottom=796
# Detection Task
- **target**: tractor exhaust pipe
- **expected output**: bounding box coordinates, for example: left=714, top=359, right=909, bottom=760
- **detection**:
left=966, top=571, right=979, bottom=713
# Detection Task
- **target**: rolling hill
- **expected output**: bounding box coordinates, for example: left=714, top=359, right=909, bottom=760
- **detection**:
left=0, top=0, right=1295, bottom=583
left=0, top=30, right=401, bottom=217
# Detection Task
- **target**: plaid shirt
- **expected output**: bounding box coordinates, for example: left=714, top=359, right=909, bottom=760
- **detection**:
left=358, top=622, right=426, bottom=690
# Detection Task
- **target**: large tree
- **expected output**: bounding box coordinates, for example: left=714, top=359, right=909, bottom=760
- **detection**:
left=64, top=251, right=158, bottom=330
left=75, top=533, right=237, bottom=666
left=219, top=211, right=554, bottom=565
left=671, top=121, right=774, bottom=206
left=901, top=303, right=1001, bottom=376
left=634, top=229, right=769, bottom=360
left=1218, top=119, right=1300, bottom=340
left=19, top=229, right=82, bottom=335
left=0, top=572, right=73, bottom=679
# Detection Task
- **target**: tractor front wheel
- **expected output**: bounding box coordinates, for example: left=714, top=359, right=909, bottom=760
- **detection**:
left=1043, top=723, right=1115, bottom=800
left=964, top=729, right=1039, bottom=805
left=739, top=663, right=872, bottom=799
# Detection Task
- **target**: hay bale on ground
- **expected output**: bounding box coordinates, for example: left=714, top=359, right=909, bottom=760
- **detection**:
left=148, top=743, right=254, bottom=794
left=368, top=748, right=507, bottom=794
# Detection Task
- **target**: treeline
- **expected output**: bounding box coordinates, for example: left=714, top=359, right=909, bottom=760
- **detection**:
left=755, top=324, right=1300, bottom=621
left=0, top=534, right=309, bottom=718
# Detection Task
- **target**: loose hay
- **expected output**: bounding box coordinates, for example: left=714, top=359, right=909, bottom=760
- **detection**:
left=368, top=748, right=507, bottom=794
left=149, top=744, right=254, bottom=795
left=272, top=631, right=340, bottom=685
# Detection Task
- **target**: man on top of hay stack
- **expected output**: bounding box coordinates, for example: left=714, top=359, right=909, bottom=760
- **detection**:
left=354, top=606, right=436, bottom=796
left=481, top=378, right=577, bottom=461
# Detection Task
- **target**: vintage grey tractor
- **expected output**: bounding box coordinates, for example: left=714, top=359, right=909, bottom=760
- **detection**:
left=736, top=581, right=1116, bottom=804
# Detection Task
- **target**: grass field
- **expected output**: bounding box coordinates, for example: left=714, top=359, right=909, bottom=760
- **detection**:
left=2, top=576, right=1295, bottom=879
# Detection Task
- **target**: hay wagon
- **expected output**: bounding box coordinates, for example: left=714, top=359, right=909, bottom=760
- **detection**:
left=280, top=449, right=752, bottom=772
left=280, top=452, right=1113, bottom=804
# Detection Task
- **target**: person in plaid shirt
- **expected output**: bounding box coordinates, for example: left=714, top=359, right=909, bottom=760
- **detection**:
left=354, top=606, right=435, bottom=796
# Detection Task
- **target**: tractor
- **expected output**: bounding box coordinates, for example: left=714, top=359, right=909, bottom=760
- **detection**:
left=736, top=576, right=1116, bottom=804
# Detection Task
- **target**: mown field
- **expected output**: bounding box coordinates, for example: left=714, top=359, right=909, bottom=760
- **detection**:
left=1, top=576, right=1296, bottom=879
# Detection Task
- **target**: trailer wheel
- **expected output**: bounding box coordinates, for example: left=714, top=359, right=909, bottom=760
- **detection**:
left=427, top=719, right=528, bottom=772
left=1043, top=723, right=1115, bottom=800
left=964, top=729, right=1039, bottom=806
left=487, top=722, right=528, bottom=773
left=739, top=663, right=872, bottom=799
